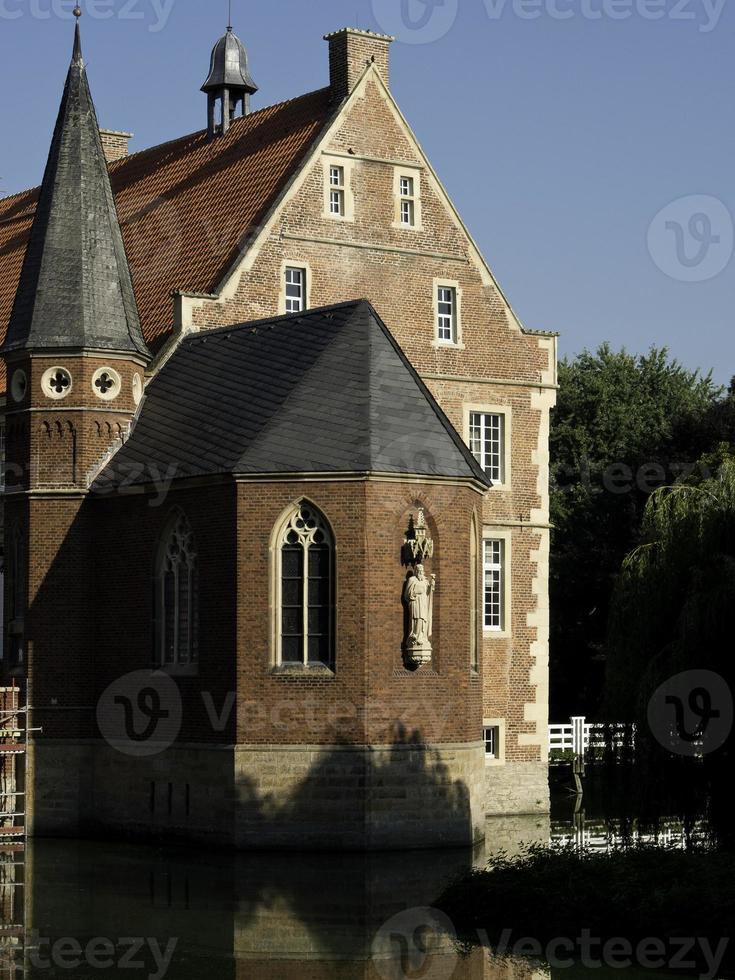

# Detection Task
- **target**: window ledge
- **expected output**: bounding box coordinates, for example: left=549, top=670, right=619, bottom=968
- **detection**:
left=432, top=340, right=465, bottom=351
left=156, top=663, right=200, bottom=677
left=271, top=663, right=336, bottom=679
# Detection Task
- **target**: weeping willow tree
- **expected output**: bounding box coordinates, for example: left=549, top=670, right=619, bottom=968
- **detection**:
left=606, top=448, right=735, bottom=845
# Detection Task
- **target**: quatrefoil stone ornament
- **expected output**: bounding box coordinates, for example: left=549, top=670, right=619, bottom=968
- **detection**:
left=92, top=367, right=121, bottom=401
left=41, top=366, right=72, bottom=400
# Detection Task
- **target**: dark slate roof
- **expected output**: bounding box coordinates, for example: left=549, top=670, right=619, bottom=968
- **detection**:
left=201, top=27, right=258, bottom=94
left=93, top=301, right=490, bottom=491
left=0, top=25, right=149, bottom=358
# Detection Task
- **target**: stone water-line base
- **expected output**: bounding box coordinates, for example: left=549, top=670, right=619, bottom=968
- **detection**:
left=485, top=761, right=550, bottom=816
left=27, top=739, right=488, bottom=850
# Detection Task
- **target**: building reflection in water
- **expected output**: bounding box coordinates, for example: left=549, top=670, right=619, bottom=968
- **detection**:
left=0, top=813, right=552, bottom=980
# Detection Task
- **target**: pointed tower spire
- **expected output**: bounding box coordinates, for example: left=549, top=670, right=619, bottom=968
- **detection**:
left=0, top=17, right=150, bottom=359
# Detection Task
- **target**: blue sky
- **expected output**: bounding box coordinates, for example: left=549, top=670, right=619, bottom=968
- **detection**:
left=1, top=0, right=733, bottom=382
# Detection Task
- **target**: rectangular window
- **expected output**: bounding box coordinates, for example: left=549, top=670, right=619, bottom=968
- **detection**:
left=469, top=413, right=505, bottom=484
left=484, top=726, right=500, bottom=760
left=399, top=175, right=415, bottom=227
left=329, top=165, right=345, bottom=216
left=483, top=539, right=504, bottom=631
left=281, top=543, right=304, bottom=662
left=437, top=286, right=457, bottom=343
left=285, top=267, right=305, bottom=313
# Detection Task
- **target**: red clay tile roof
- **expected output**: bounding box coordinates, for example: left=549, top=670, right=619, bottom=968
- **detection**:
left=0, top=87, right=334, bottom=392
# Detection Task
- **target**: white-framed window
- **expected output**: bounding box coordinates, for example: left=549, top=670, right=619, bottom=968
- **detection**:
left=276, top=502, right=335, bottom=669
left=437, top=286, right=457, bottom=343
left=393, top=166, right=422, bottom=230
left=483, top=538, right=505, bottom=632
left=329, top=165, right=345, bottom=217
left=399, top=175, right=415, bottom=226
left=484, top=725, right=500, bottom=759
left=483, top=719, right=505, bottom=765
left=285, top=267, right=306, bottom=314
left=154, top=511, right=198, bottom=668
left=323, top=156, right=354, bottom=221
left=470, top=413, right=505, bottom=484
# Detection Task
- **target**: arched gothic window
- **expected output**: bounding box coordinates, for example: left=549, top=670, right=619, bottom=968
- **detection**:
left=154, top=511, right=198, bottom=666
left=277, top=503, right=335, bottom=668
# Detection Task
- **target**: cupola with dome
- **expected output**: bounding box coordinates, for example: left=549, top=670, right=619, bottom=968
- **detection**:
left=201, top=23, right=258, bottom=138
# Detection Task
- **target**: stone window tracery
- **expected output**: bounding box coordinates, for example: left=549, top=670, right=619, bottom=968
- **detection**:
left=276, top=503, right=334, bottom=669
left=154, top=511, right=198, bottom=667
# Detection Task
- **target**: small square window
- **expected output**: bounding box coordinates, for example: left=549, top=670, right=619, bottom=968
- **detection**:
left=437, top=286, right=457, bottom=343
left=484, top=726, right=500, bottom=760
left=285, top=267, right=305, bottom=314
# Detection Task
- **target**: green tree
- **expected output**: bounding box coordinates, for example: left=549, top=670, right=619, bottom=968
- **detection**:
left=606, top=448, right=735, bottom=845
left=550, top=345, right=721, bottom=719
left=607, top=447, right=735, bottom=716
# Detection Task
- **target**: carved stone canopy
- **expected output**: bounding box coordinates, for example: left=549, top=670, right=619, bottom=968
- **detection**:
left=402, top=508, right=434, bottom=566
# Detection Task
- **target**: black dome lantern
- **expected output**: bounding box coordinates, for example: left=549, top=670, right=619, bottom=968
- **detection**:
left=201, top=26, right=258, bottom=138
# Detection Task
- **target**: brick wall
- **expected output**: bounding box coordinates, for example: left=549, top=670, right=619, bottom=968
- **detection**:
left=325, top=29, right=393, bottom=100
left=182, top=71, right=556, bottom=788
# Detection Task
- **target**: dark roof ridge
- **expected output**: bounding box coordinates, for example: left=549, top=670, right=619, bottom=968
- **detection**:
left=180, top=298, right=367, bottom=344
left=362, top=302, right=491, bottom=489
left=175, top=299, right=490, bottom=488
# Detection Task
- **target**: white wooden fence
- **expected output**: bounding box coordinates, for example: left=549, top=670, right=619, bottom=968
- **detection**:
left=548, top=716, right=633, bottom=757
left=551, top=817, right=706, bottom=853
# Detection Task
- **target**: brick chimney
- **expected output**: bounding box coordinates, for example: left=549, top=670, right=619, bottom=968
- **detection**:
left=324, top=28, right=394, bottom=101
left=99, top=129, right=133, bottom=163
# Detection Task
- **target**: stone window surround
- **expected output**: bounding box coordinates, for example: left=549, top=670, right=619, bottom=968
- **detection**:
left=279, top=260, right=312, bottom=316
left=470, top=511, right=479, bottom=674
left=483, top=717, right=506, bottom=766
left=269, top=499, right=337, bottom=675
left=463, top=403, right=512, bottom=491
left=392, top=164, right=422, bottom=231
left=482, top=525, right=512, bottom=638
left=323, top=155, right=356, bottom=222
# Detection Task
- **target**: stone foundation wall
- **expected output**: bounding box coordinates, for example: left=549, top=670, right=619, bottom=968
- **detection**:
left=28, top=739, right=486, bottom=850
left=485, top=761, right=549, bottom=817
left=234, top=741, right=486, bottom=850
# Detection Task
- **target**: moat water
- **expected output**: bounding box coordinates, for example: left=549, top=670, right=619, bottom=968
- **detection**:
left=0, top=774, right=712, bottom=980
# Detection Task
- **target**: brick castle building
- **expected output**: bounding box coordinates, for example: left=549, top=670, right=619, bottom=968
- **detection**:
left=0, top=17, right=557, bottom=848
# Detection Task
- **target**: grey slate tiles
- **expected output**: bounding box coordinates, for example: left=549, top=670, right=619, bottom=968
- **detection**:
left=93, top=300, right=490, bottom=491
left=1, top=24, right=149, bottom=358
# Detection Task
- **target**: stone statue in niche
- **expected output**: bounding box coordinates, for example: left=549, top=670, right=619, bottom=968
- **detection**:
left=403, top=563, right=436, bottom=666
left=402, top=510, right=436, bottom=668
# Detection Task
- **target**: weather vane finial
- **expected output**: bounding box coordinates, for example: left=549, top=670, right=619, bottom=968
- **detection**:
left=73, top=4, right=82, bottom=17
left=227, top=0, right=232, bottom=30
